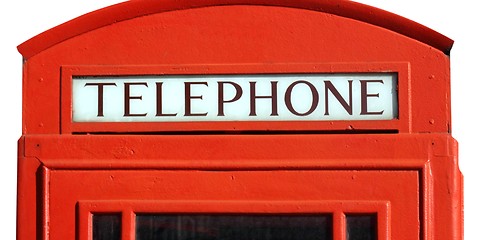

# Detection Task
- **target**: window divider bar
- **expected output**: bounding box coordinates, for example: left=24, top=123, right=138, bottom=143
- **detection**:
left=334, top=211, right=346, bottom=240
left=122, top=209, right=135, bottom=240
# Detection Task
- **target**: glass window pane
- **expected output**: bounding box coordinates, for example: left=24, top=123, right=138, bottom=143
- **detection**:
left=93, top=214, right=121, bottom=240
left=346, top=214, right=377, bottom=240
left=136, top=214, right=332, bottom=240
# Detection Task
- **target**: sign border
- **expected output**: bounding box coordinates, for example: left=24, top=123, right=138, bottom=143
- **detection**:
left=61, top=63, right=410, bottom=133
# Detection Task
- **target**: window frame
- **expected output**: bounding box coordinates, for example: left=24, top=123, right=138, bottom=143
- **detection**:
left=79, top=200, right=390, bottom=240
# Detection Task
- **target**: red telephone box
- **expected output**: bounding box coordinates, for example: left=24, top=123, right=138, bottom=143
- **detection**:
left=17, top=1, right=463, bottom=240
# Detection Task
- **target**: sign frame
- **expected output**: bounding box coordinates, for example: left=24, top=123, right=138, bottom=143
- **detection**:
left=61, top=62, right=410, bottom=133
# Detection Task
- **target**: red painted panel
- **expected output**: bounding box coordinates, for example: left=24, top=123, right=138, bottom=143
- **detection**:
left=50, top=170, right=417, bottom=240
left=20, top=4, right=451, bottom=134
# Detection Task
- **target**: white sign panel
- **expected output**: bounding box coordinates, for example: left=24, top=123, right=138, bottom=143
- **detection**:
left=72, top=74, right=397, bottom=122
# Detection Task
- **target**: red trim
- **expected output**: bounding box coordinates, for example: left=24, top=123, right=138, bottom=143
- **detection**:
left=17, top=0, right=453, bottom=59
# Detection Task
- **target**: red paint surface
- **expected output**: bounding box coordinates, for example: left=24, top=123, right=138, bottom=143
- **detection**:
left=17, top=1, right=462, bottom=240
left=19, top=2, right=453, bottom=134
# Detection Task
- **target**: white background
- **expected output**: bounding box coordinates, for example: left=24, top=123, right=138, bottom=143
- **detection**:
left=72, top=74, right=397, bottom=122
left=1, top=0, right=477, bottom=239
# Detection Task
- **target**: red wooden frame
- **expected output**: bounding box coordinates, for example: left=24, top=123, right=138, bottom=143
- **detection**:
left=78, top=200, right=390, bottom=240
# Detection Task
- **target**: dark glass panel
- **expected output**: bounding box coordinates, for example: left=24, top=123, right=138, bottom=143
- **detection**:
left=346, top=214, right=377, bottom=240
left=93, top=214, right=121, bottom=240
left=136, top=214, right=332, bottom=240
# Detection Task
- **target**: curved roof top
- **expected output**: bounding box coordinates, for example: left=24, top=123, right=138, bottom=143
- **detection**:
left=18, top=0, right=453, bottom=59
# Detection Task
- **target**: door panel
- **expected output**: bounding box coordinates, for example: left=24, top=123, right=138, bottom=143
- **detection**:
left=47, top=170, right=419, bottom=239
